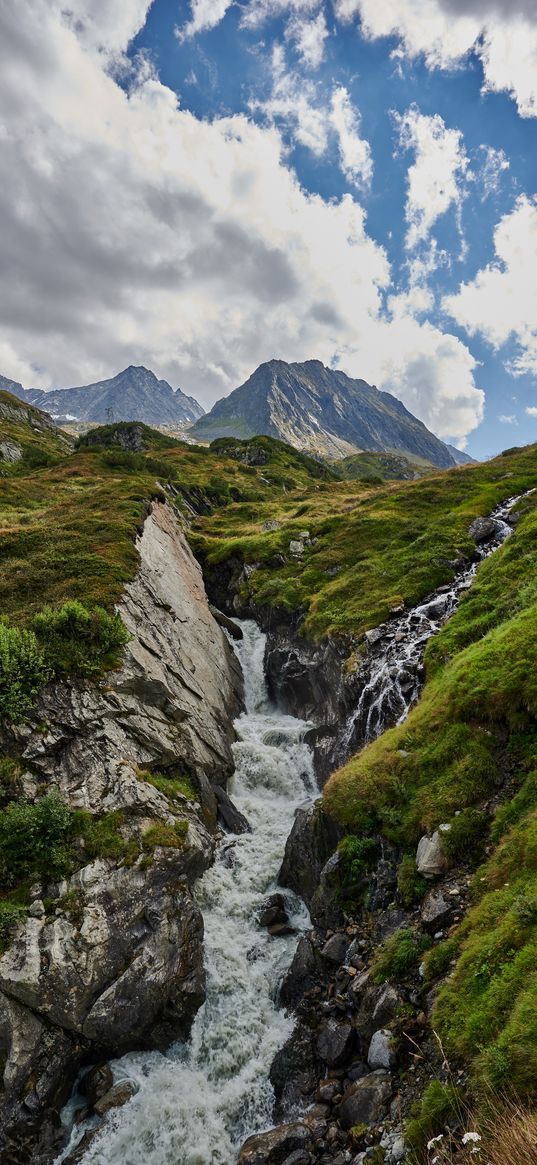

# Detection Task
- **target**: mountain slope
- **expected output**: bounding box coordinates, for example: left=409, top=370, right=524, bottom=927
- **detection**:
left=0, top=388, right=72, bottom=470
left=191, top=359, right=457, bottom=468
left=5, top=366, right=204, bottom=425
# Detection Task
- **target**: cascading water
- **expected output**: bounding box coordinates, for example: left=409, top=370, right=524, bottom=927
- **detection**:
left=343, top=495, right=523, bottom=752
left=58, top=621, right=316, bottom=1165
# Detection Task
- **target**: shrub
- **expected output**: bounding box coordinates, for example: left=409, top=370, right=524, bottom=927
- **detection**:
left=32, top=600, right=129, bottom=678
left=142, top=819, right=189, bottom=850
left=338, top=834, right=378, bottom=885
left=372, top=926, right=431, bottom=983
left=397, top=854, right=428, bottom=906
left=442, top=808, right=488, bottom=862
left=0, top=623, right=49, bottom=723
left=0, top=792, right=74, bottom=885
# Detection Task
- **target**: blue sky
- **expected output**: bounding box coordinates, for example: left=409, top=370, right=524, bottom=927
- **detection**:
left=0, top=0, right=536, bottom=457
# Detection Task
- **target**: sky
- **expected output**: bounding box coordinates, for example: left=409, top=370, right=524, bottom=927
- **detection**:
left=0, top=2, right=536, bottom=457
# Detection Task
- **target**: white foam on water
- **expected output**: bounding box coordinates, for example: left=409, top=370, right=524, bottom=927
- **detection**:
left=58, top=620, right=315, bottom=1165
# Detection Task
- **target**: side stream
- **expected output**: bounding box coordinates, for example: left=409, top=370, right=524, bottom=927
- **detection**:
left=60, top=620, right=316, bottom=1165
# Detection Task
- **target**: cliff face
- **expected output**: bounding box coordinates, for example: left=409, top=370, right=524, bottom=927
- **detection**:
left=0, top=502, right=243, bottom=1162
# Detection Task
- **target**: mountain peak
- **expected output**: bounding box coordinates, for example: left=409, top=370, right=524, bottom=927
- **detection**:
left=2, top=366, right=204, bottom=426
left=191, top=358, right=456, bottom=468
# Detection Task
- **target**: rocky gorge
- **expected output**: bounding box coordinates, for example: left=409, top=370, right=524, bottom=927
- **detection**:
left=1, top=416, right=537, bottom=1165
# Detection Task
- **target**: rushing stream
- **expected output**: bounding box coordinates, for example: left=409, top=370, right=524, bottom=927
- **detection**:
left=60, top=621, right=316, bottom=1165
left=343, top=494, right=523, bottom=751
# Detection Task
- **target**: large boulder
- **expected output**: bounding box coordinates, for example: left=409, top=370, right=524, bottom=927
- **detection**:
left=337, top=1071, right=392, bottom=1130
left=279, top=802, right=343, bottom=907
left=238, top=1116, right=326, bottom=1164
left=416, top=827, right=451, bottom=878
left=316, top=1018, right=355, bottom=1068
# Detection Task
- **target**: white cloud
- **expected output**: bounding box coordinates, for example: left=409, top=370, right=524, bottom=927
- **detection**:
left=330, top=86, right=373, bottom=189
left=526, top=407, right=537, bottom=417
left=394, top=106, right=470, bottom=250
left=286, top=10, right=329, bottom=68
left=333, top=0, right=537, bottom=119
left=498, top=413, right=518, bottom=423
left=240, top=0, right=320, bottom=30
left=252, top=43, right=329, bottom=153
left=177, top=0, right=234, bottom=41
left=478, top=144, right=510, bottom=198
left=0, top=0, right=484, bottom=444
left=444, top=195, right=537, bottom=376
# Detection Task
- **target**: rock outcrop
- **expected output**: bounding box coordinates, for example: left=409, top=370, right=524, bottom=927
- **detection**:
left=0, top=501, right=243, bottom=1162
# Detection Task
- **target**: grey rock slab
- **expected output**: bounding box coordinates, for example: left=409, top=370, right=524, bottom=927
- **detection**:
left=337, top=1071, right=392, bottom=1131
left=367, top=1029, right=397, bottom=1070
left=416, top=828, right=451, bottom=878
left=317, top=1018, right=355, bottom=1068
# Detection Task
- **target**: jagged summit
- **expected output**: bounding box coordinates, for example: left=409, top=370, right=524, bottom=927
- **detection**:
left=3, top=366, right=204, bottom=426
left=191, top=358, right=457, bottom=468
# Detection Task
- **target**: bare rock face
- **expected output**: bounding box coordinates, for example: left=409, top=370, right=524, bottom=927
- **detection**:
left=0, top=502, right=244, bottom=1161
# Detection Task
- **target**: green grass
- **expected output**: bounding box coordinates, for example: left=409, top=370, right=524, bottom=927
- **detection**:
left=330, top=450, right=433, bottom=483
left=193, top=444, right=537, bottom=640
left=0, top=389, right=72, bottom=474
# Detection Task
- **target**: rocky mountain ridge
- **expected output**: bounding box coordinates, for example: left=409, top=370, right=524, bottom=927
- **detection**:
left=2, top=366, right=204, bottom=426
left=191, top=359, right=459, bottom=468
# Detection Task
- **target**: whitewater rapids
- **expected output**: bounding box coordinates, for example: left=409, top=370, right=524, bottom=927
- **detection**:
left=59, top=621, right=316, bottom=1165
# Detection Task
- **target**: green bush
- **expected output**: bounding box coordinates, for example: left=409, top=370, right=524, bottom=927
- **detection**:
left=397, top=854, right=428, bottom=906
left=32, top=600, right=129, bottom=678
left=372, top=926, right=431, bottom=983
left=442, top=808, right=488, bottom=861
left=0, top=622, right=49, bottom=723
left=338, top=833, right=378, bottom=886
left=0, top=792, right=74, bottom=885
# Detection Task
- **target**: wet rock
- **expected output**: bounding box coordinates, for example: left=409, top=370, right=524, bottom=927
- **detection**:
left=280, top=934, right=320, bottom=1007
left=281, top=1152, right=311, bottom=1165
left=93, top=1079, right=137, bottom=1115
left=416, top=828, right=451, bottom=878
left=468, top=516, right=500, bottom=543
left=214, top=785, right=252, bottom=834
left=321, top=933, right=349, bottom=965
left=337, top=1071, right=392, bottom=1131
left=208, top=605, right=243, bottom=640
left=317, top=1018, right=355, bottom=1068
left=365, top=627, right=385, bottom=647
left=310, top=854, right=344, bottom=931
left=83, top=1063, right=113, bottom=1106
left=271, top=1024, right=318, bottom=1115
left=280, top=802, right=343, bottom=908
left=258, top=893, right=289, bottom=928
left=238, top=1116, right=325, bottom=1164
left=420, top=888, right=453, bottom=932
left=268, top=922, right=295, bottom=937
left=367, top=1030, right=397, bottom=1070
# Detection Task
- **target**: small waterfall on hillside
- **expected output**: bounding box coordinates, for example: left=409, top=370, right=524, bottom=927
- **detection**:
left=342, top=495, right=523, bottom=752
left=59, top=622, right=316, bottom=1165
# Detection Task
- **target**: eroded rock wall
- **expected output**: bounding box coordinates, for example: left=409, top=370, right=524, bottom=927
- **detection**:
left=0, top=501, right=244, bottom=1162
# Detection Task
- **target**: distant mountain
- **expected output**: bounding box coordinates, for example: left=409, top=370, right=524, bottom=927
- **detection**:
left=6, top=366, right=204, bottom=426
left=445, top=443, right=476, bottom=466
left=191, top=359, right=457, bottom=468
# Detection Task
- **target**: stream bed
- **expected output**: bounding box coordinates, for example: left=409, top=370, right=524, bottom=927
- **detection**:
left=59, top=621, right=316, bottom=1165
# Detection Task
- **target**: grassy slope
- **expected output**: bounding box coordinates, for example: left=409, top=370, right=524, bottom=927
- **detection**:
left=0, top=389, right=72, bottom=472
left=330, top=449, right=434, bottom=483
left=193, top=444, right=537, bottom=640
left=324, top=483, right=537, bottom=1101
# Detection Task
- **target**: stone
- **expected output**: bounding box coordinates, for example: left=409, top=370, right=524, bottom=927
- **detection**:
left=214, top=785, right=252, bottom=834
left=317, top=1018, right=355, bottom=1068
left=389, top=1137, right=406, bottom=1162
left=337, top=1072, right=392, bottom=1131
left=279, top=802, right=343, bottom=908
left=420, top=888, right=453, bottom=932
left=280, top=935, right=319, bottom=1007
left=321, top=932, right=349, bottom=964
left=365, top=627, right=385, bottom=647
left=262, top=520, right=281, bottom=532
left=208, top=605, right=243, bottom=640
left=93, top=1079, right=137, bottom=1115
left=367, top=1029, right=396, bottom=1070
left=468, top=516, right=500, bottom=543
left=83, top=1063, right=113, bottom=1106
left=28, top=898, right=45, bottom=919
left=238, top=1118, right=321, bottom=1164
left=289, top=540, right=305, bottom=557
left=258, top=893, right=289, bottom=928
left=0, top=439, right=23, bottom=462
left=416, top=828, right=451, bottom=878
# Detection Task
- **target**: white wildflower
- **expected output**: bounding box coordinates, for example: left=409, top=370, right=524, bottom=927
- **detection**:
left=462, top=1132, right=482, bottom=1144
left=427, top=1134, right=444, bottom=1150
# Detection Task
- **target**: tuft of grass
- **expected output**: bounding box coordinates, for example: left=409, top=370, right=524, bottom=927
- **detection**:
left=138, top=769, right=196, bottom=801
left=397, top=854, right=429, bottom=906
left=371, top=926, right=432, bottom=983
left=405, top=1080, right=463, bottom=1152
left=142, top=819, right=189, bottom=850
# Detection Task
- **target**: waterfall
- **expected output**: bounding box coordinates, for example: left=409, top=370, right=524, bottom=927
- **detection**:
left=342, top=495, right=523, bottom=752
left=58, top=621, right=316, bottom=1165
